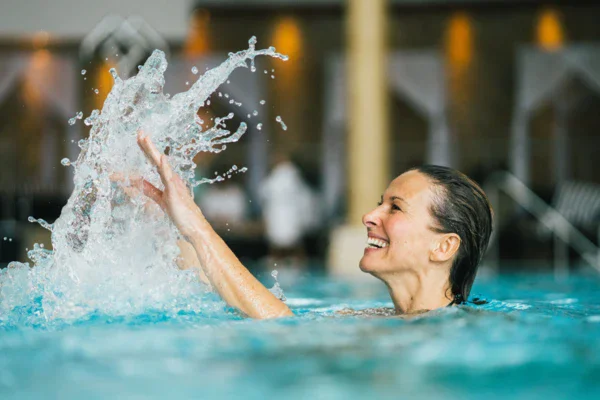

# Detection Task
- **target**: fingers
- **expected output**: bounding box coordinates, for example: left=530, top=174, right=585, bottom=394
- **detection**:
left=137, top=131, right=163, bottom=167
left=109, top=172, right=125, bottom=183
left=137, top=131, right=174, bottom=186
left=160, top=155, right=173, bottom=181
left=142, top=180, right=165, bottom=208
left=122, top=185, right=141, bottom=199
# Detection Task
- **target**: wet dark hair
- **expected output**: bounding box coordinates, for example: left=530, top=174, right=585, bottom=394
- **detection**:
left=409, top=165, right=493, bottom=305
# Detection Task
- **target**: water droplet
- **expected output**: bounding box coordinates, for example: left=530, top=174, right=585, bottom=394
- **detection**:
left=271, top=75, right=275, bottom=79
left=227, top=80, right=231, bottom=84
left=224, top=94, right=229, bottom=98
left=76, top=111, right=83, bottom=119
left=207, top=100, right=211, bottom=105
left=2, top=237, right=6, bottom=241
left=40, top=243, right=44, bottom=248
left=137, top=65, right=143, bottom=71
left=94, top=89, right=99, bottom=94
left=260, top=100, right=266, bottom=105
left=249, top=36, right=257, bottom=49
left=229, top=99, right=234, bottom=104
left=81, top=69, right=86, bottom=75
left=256, top=123, right=263, bottom=131
left=191, top=66, right=198, bottom=74
left=275, top=116, right=288, bottom=131
left=264, top=70, right=268, bottom=74
left=252, top=110, right=258, bottom=116
left=232, top=165, right=238, bottom=171
left=8, top=238, right=12, bottom=242
left=109, top=68, right=118, bottom=79
left=271, top=69, right=275, bottom=72
left=68, top=117, right=77, bottom=126
left=185, top=81, right=189, bottom=86
left=61, top=158, right=71, bottom=166
left=247, top=114, right=251, bottom=118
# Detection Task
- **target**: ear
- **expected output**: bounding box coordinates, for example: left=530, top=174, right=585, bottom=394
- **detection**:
left=430, top=233, right=461, bottom=263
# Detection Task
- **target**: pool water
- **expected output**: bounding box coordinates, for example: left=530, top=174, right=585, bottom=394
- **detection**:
left=1, top=271, right=599, bottom=399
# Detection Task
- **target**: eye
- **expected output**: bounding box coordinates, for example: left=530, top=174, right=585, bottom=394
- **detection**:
left=391, top=204, right=402, bottom=211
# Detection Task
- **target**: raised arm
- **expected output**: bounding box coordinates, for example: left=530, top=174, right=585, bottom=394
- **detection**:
left=136, top=131, right=293, bottom=319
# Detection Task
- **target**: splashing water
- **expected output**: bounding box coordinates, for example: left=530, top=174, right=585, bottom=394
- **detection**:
left=269, top=270, right=286, bottom=302
left=0, top=37, right=288, bottom=326
left=275, top=116, right=287, bottom=131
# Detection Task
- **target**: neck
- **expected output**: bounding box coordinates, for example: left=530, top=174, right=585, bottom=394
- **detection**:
left=377, top=266, right=452, bottom=314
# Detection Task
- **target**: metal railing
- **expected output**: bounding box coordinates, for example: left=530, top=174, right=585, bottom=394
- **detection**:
left=483, top=171, right=600, bottom=277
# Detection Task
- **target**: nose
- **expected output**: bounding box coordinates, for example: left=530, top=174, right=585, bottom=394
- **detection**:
left=362, top=206, right=382, bottom=228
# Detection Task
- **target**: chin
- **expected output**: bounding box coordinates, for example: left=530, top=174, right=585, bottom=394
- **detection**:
left=358, top=256, right=376, bottom=273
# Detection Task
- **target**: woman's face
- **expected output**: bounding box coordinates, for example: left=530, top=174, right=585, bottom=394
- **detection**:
left=359, top=170, right=442, bottom=276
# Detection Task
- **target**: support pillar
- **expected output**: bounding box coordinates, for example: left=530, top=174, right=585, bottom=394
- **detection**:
left=328, top=0, right=389, bottom=277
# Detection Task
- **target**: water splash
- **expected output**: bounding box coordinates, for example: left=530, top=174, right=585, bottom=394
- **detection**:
left=269, top=270, right=287, bottom=302
left=0, top=37, right=288, bottom=326
left=275, top=116, right=287, bottom=131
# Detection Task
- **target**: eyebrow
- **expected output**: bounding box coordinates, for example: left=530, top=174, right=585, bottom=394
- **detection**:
left=380, top=195, right=407, bottom=204
left=390, top=196, right=407, bottom=204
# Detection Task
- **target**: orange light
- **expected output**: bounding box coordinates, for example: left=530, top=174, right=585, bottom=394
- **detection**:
left=32, top=31, right=49, bottom=49
left=23, top=50, right=52, bottom=108
left=536, top=8, right=565, bottom=51
left=271, top=17, right=302, bottom=62
left=445, top=12, right=473, bottom=70
left=95, top=62, right=117, bottom=110
left=184, top=9, right=211, bottom=56
left=270, top=16, right=303, bottom=96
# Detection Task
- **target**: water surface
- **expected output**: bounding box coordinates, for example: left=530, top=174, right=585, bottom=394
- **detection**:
left=1, top=272, right=599, bottom=399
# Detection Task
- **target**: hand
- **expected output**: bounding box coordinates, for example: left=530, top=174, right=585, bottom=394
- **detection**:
left=110, top=172, right=161, bottom=217
left=136, top=131, right=205, bottom=238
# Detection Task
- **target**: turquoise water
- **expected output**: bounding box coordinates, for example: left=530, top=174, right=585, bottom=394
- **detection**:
left=1, top=272, right=600, bottom=399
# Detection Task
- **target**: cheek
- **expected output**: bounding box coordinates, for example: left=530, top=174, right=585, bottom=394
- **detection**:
left=386, top=219, right=431, bottom=260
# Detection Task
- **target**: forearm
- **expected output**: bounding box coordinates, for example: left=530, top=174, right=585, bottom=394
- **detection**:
left=186, top=213, right=293, bottom=319
left=175, top=239, right=210, bottom=286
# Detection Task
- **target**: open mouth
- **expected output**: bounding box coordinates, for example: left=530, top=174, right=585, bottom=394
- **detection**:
left=365, top=237, right=389, bottom=250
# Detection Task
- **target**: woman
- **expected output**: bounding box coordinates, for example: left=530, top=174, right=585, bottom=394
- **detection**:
left=136, top=132, right=493, bottom=319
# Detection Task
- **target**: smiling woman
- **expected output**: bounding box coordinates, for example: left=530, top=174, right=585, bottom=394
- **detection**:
left=135, top=132, right=493, bottom=318
left=360, top=166, right=493, bottom=313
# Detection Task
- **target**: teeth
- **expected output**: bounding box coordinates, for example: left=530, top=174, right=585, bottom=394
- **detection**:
left=366, top=237, right=389, bottom=249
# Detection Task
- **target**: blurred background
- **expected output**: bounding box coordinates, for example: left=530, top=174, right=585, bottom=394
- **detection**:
left=1, top=0, right=599, bottom=278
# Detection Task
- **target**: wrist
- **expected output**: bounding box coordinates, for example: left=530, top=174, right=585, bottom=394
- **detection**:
left=182, top=209, right=212, bottom=244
